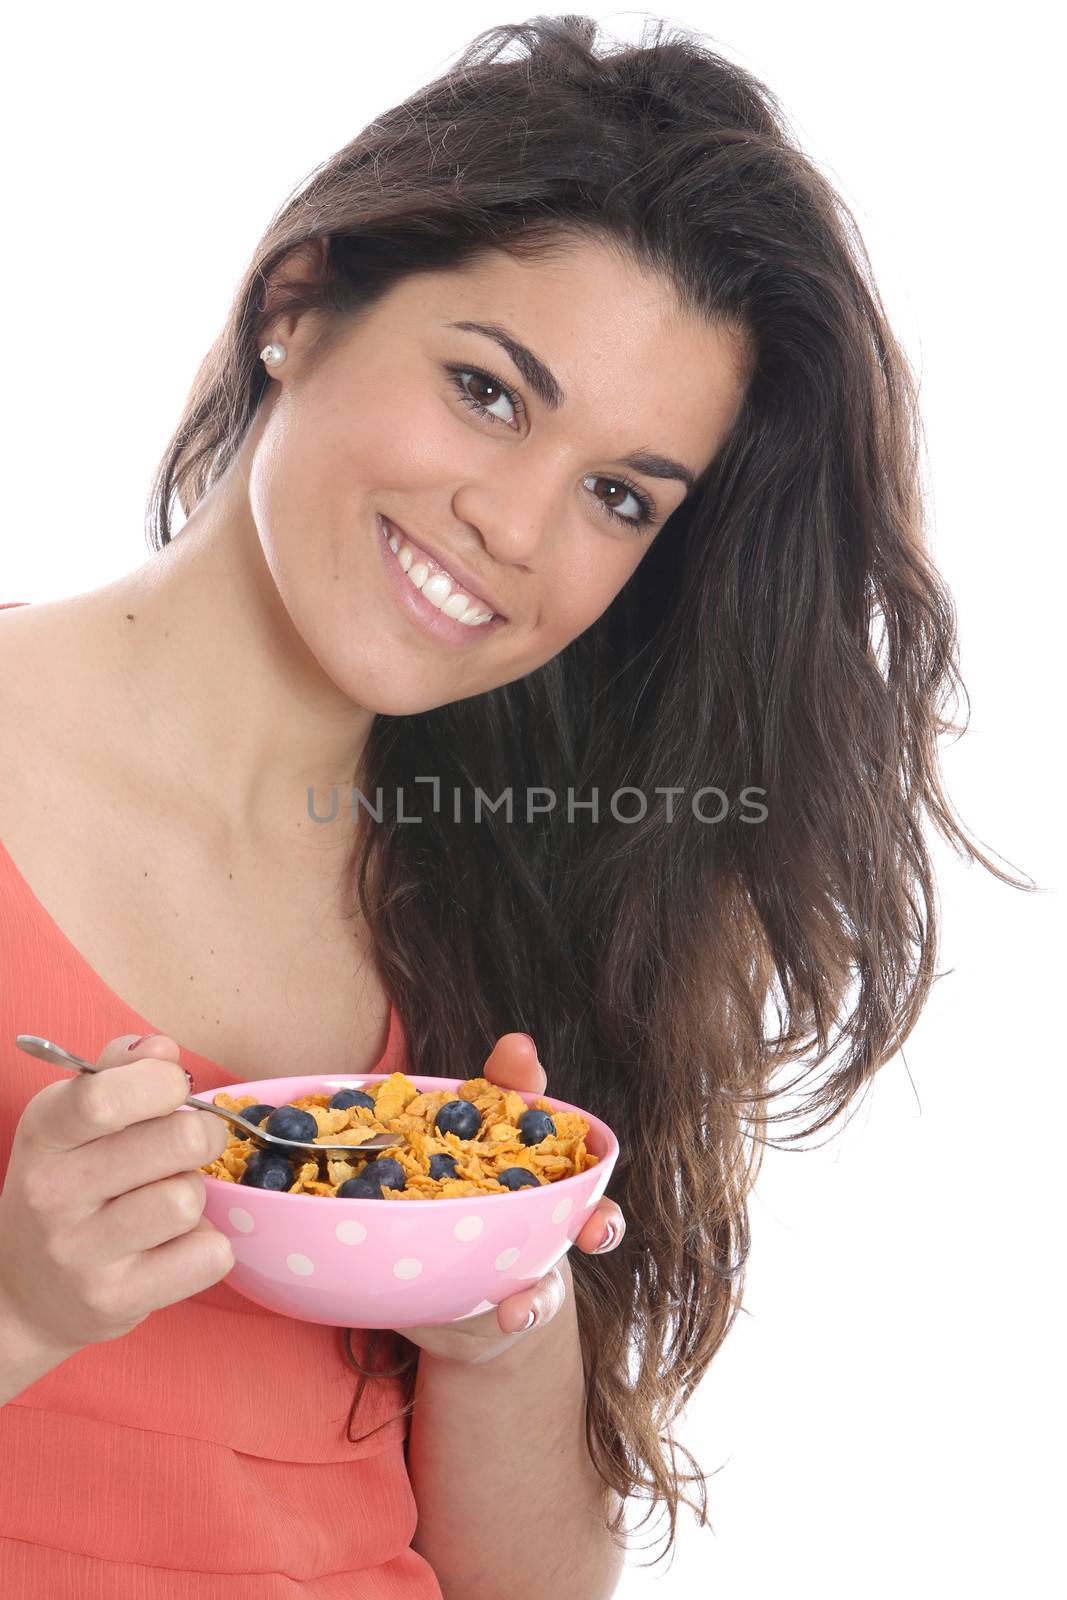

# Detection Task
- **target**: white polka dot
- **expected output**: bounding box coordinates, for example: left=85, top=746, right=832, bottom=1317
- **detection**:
left=227, top=1207, right=255, bottom=1234
left=453, top=1215, right=484, bottom=1242
left=393, top=1257, right=423, bottom=1280
left=494, top=1246, right=520, bottom=1271
left=551, top=1197, right=573, bottom=1225
left=286, top=1253, right=315, bottom=1276
left=335, top=1220, right=367, bottom=1246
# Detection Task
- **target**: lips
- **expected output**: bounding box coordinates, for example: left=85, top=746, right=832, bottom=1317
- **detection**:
left=379, top=515, right=507, bottom=620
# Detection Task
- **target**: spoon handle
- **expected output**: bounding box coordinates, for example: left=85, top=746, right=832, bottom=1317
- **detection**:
left=13, top=1034, right=402, bottom=1157
left=15, top=1033, right=238, bottom=1122
left=16, top=1035, right=103, bottom=1073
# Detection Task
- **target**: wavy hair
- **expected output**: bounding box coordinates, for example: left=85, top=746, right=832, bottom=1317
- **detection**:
left=145, top=13, right=1033, bottom=1569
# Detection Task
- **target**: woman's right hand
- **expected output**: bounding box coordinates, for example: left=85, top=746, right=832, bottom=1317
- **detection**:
left=0, top=1033, right=235, bottom=1358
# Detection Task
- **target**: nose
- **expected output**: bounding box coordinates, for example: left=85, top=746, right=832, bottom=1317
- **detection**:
left=451, top=457, right=562, bottom=568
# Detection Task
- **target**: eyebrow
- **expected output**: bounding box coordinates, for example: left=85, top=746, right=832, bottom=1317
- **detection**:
left=444, top=318, right=698, bottom=494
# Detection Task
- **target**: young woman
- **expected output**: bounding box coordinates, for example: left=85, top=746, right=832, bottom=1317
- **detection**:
left=0, top=14, right=1028, bottom=1599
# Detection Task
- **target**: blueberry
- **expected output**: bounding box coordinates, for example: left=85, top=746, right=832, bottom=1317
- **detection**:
left=336, top=1176, right=384, bottom=1198
left=328, top=1088, right=376, bottom=1112
left=359, top=1158, right=406, bottom=1191
left=239, top=1151, right=294, bottom=1190
left=264, top=1105, right=319, bottom=1144
left=497, top=1167, right=541, bottom=1190
left=518, top=1109, right=556, bottom=1146
left=429, top=1153, right=459, bottom=1181
left=239, top=1103, right=276, bottom=1129
left=434, top=1099, right=482, bottom=1140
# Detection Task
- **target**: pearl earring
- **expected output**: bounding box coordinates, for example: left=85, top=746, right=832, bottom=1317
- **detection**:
left=259, top=341, right=286, bottom=366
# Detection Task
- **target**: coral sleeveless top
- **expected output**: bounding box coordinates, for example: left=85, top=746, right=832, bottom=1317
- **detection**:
left=0, top=606, right=441, bottom=1597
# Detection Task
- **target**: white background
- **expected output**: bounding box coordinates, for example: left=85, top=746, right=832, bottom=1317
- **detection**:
left=2, top=4, right=1063, bottom=1596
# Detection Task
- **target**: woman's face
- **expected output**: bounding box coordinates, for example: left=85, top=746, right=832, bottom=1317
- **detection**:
left=249, top=235, right=749, bottom=714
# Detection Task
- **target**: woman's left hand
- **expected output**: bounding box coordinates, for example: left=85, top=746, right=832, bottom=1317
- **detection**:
left=395, top=1033, right=624, bottom=1367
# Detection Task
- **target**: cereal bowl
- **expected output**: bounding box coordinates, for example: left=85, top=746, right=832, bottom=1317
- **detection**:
left=197, top=1073, right=619, bottom=1329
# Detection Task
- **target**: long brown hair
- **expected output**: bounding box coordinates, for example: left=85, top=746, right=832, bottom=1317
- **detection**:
left=145, top=14, right=1034, bottom=1567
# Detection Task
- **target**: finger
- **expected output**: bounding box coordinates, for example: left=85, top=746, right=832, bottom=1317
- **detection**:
left=61, top=1099, right=229, bottom=1210
left=483, top=1033, right=548, bottom=1094
left=22, top=1035, right=190, bottom=1154
left=97, top=1034, right=184, bottom=1071
left=79, top=1168, right=209, bottom=1260
left=575, top=1199, right=626, bottom=1255
left=497, top=1265, right=567, bottom=1335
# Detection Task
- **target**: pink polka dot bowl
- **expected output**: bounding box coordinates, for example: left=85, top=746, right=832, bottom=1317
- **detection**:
left=199, top=1073, right=619, bottom=1329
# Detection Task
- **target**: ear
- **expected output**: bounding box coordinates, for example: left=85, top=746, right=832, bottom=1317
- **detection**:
left=255, top=236, right=331, bottom=356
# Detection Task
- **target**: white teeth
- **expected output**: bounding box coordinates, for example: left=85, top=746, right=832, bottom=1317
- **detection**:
left=382, top=519, right=496, bottom=625
left=421, top=572, right=453, bottom=607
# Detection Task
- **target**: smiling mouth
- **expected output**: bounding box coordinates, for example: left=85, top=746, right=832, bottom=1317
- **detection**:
left=379, top=516, right=500, bottom=625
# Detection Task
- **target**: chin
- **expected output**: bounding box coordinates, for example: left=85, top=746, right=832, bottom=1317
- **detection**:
left=328, top=655, right=459, bottom=719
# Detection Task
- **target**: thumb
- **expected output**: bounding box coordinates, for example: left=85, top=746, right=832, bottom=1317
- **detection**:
left=95, top=1032, right=183, bottom=1071
left=485, top=1033, right=549, bottom=1094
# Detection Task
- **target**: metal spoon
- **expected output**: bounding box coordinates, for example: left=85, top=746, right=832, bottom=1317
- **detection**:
left=14, top=1035, right=407, bottom=1159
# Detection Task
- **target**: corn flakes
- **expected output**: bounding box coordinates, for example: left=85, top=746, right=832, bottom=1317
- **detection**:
left=198, top=1072, right=601, bottom=1198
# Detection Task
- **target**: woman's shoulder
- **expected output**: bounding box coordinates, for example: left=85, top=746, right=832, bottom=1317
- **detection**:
left=0, top=603, right=48, bottom=785
left=0, top=589, right=116, bottom=683
left=0, top=593, right=129, bottom=716
left=0, top=595, right=86, bottom=649
left=0, top=597, right=81, bottom=699
left=0, top=598, right=104, bottom=834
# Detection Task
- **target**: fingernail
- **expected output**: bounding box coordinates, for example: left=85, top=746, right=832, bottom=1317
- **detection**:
left=593, top=1222, right=620, bottom=1254
left=126, top=1035, right=148, bottom=1052
left=183, top=1069, right=195, bottom=1090
left=521, top=1307, right=538, bottom=1330
left=518, top=1033, right=538, bottom=1055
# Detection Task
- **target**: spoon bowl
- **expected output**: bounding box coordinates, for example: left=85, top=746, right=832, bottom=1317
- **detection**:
left=14, top=1035, right=407, bottom=1158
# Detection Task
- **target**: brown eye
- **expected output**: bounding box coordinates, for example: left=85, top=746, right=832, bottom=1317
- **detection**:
left=448, top=366, right=521, bottom=428
left=466, top=374, right=502, bottom=405
left=583, top=475, right=656, bottom=530
left=598, top=481, right=627, bottom=511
